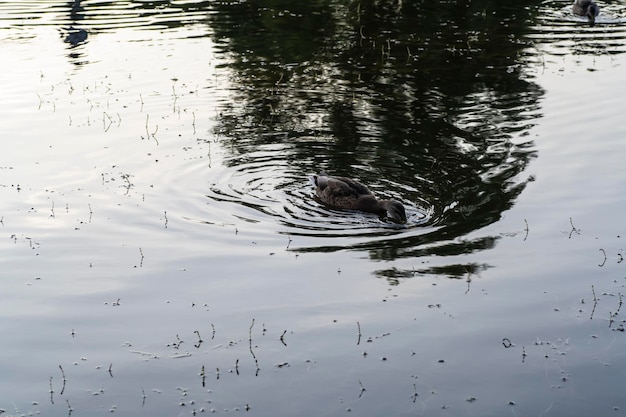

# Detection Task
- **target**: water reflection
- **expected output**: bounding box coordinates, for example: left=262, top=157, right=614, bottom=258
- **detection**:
left=204, top=0, right=541, bottom=258
left=3, top=0, right=626, bottom=262
left=63, top=27, right=88, bottom=46
left=375, top=261, right=492, bottom=286
left=3, top=2, right=626, bottom=417
left=63, top=0, right=87, bottom=46
left=1, top=0, right=213, bottom=32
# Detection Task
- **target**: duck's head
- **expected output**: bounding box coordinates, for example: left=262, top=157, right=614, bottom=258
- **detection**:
left=382, top=200, right=407, bottom=223
left=587, top=3, right=599, bottom=23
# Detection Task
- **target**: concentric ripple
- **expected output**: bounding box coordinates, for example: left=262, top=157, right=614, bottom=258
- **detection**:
left=529, top=1, right=626, bottom=57
left=202, top=158, right=435, bottom=241
left=0, top=1, right=213, bottom=32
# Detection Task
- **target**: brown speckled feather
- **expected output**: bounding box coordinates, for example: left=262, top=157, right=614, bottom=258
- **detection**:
left=311, top=173, right=407, bottom=223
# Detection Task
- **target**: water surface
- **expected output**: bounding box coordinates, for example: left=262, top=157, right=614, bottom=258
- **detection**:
left=1, top=1, right=626, bottom=416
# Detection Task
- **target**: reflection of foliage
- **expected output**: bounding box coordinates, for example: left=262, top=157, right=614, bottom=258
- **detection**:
left=412, top=262, right=491, bottom=279
left=358, top=231, right=499, bottom=262
left=207, top=0, right=542, bottom=267
left=211, top=1, right=334, bottom=64
left=375, top=262, right=491, bottom=284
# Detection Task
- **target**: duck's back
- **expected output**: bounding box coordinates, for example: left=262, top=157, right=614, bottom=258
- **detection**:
left=573, top=0, right=599, bottom=16
left=313, top=175, right=374, bottom=209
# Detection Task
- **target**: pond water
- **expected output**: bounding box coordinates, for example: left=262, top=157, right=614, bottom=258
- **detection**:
left=1, top=0, right=626, bottom=416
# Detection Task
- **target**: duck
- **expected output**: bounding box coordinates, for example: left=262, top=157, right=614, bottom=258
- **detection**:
left=573, top=0, right=599, bottom=23
left=310, top=173, right=407, bottom=223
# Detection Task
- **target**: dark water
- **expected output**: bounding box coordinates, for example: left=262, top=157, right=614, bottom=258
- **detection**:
left=207, top=0, right=540, bottom=234
left=1, top=1, right=626, bottom=416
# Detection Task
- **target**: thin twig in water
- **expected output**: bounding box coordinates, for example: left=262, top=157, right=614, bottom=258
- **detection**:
left=598, top=249, right=607, bottom=267
left=59, top=365, right=66, bottom=395
left=194, top=330, right=203, bottom=348
left=249, top=318, right=260, bottom=374
left=151, top=124, right=159, bottom=142
left=590, top=285, right=598, bottom=320
left=121, top=173, right=132, bottom=194
left=568, top=217, right=580, bottom=238
left=49, top=376, right=55, bottom=404
left=609, top=294, right=624, bottom=327
left=103, top=111, right=113, bottom=132
left=523, top=219, right=529, bottom=241
left=168, top=334, right=182, bottom=349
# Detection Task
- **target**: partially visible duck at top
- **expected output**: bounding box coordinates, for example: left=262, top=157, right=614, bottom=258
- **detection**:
left=310, top=173, right=407, bottom=223
left=573, top=0, right=600, bottom=24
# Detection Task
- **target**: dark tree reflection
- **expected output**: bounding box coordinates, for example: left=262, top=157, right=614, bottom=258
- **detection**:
left=206, top=0, right=542, bottom=268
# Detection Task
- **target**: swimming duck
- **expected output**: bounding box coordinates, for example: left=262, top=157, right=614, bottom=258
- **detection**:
left=310, top=173, right=407, bottom=223
left=573, top=0, right=599, bottom=23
